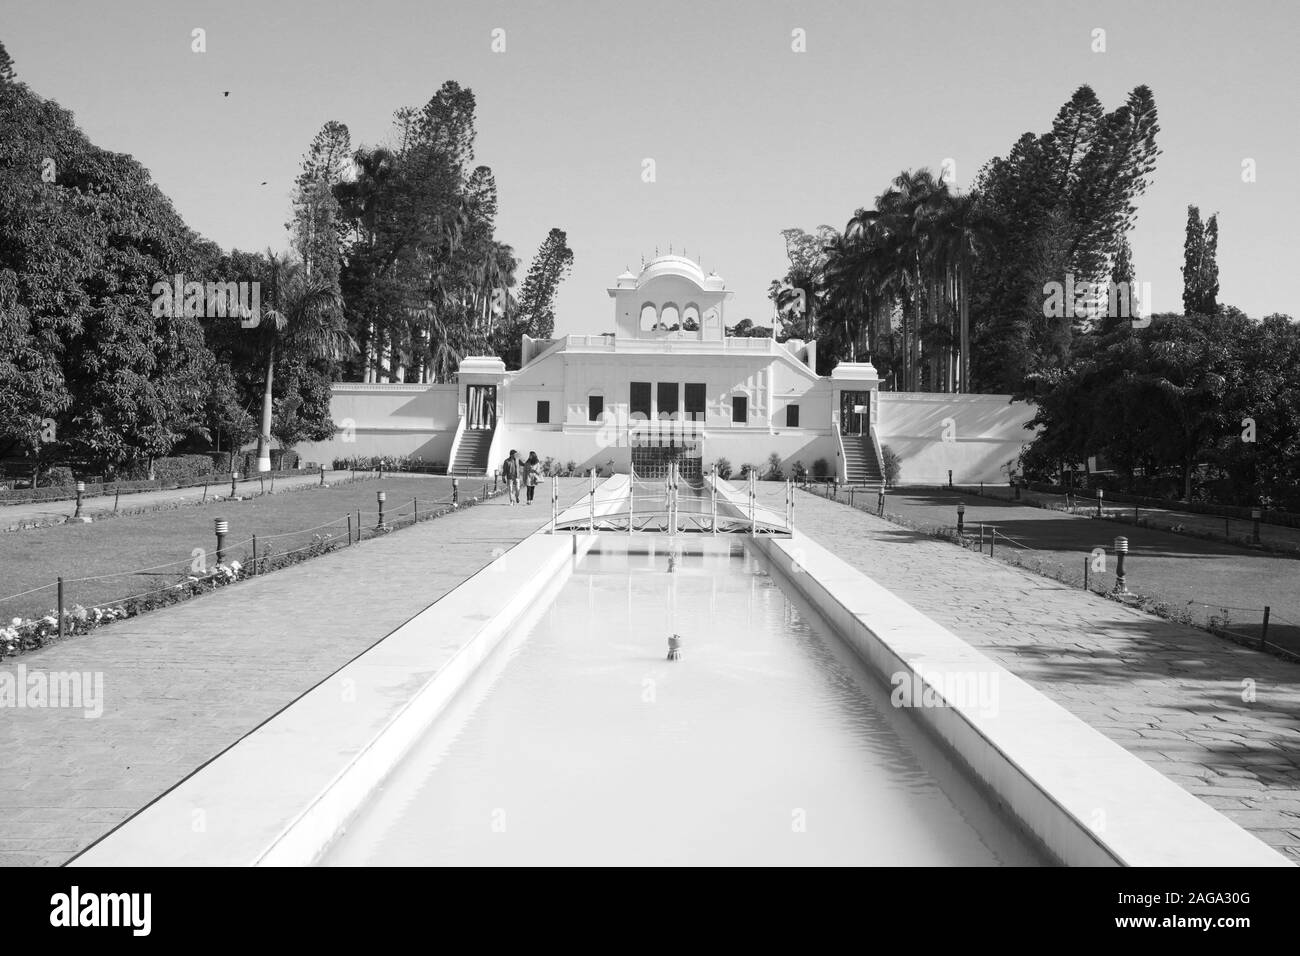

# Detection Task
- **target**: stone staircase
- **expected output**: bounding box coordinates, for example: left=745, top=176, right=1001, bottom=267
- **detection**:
left=841, top=432, right=884, bottom=492
left=449, top=427, right=494, bottom=476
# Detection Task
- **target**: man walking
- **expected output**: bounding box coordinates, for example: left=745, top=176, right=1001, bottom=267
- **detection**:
left=502, top=449, right=521, bottom=505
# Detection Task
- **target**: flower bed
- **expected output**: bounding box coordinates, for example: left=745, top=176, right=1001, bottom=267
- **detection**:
left=0, top=487, right=500, bottom=661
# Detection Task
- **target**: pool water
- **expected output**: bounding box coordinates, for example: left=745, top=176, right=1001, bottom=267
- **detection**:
left=321, top=540, right=1047, bottom=866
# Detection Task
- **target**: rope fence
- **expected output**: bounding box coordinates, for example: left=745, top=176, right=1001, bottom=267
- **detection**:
left=800, top=483, right=1300, bottom=663
left=0, top=482, right=502, bottom=659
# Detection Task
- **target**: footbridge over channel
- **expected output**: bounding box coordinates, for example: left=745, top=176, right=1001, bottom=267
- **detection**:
left=549, top=466, right=793, bottom=536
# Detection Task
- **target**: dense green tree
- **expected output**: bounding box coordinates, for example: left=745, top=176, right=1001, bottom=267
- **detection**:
left=1182, top=205, right=1219, bottom=315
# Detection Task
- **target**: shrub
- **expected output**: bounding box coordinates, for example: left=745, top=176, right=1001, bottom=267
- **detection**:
left=154, top=454, right=215, bottom=486
left=812, top=457, right=829, bottom=479
left=714, top=457, right=733, bottom=480
left=766, top=452, right=784, bottom=480
left=792, top=460, right=808, bottom=482
left=881, top=445, right=902, bottom=487
left=542, top=456, right=559, bottom=477
left=41, top=466, right=76, bottom=488
left=739, top=462, right=762, bottom=479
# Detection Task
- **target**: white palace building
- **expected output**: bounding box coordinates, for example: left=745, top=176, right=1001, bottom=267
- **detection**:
left=296, top=255, right=1033, bottom=485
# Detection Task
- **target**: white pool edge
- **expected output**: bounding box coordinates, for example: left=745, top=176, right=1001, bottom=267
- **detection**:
left=747, top=531, right=1293, bottom=867
left=70, top=531, right=599, bottom=867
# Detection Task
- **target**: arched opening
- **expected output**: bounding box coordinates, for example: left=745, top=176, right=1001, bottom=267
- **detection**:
left=639, top=303, right=659, bottom=331
left=681, top=304, right=701, bottom=331
left=659, top=304, right=680, bottom=331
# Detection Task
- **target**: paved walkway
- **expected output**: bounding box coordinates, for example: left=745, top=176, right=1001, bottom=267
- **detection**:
left=0, top=483, right=583, bottom=866
left=775, top=485, right=1300, bottom=861
left=0, top=470, right=363, bottom=530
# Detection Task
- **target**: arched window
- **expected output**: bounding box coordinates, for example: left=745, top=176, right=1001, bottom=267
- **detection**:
left=639, top=304, right=659, bottom=331
left=681, top=304, right=701, bottom=331
left=659, top=304, right=680, bottom=331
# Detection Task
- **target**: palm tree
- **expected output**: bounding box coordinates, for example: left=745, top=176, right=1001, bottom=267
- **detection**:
left=929, top=191, right=999, bottom=392
left=253, top=254, right=353, bottom=471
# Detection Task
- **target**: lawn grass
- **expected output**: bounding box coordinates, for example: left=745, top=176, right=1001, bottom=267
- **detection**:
left=0, top=474, right=496, bottom=620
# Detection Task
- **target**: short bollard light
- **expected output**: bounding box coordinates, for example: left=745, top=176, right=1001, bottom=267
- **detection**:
left=452, top=478, right=459, bottom=505
left=1113, top=536, right=1129, bottom=594
left=320, top=464, right=326, bottom=486
left=230, top=471, right=238, bottom=497
left=377, top=490, right=387, bottom=530
left=1251, top=507, right=1261, bottom=544
left=1096, top=487, right=1104, bottom=517
left=74, top=480, right=86, bottom=518
left=957, top=501, right=966, bottom=535
left=214, top=518, right=229, bottom=565
left=948, top=469, right=953, bottom=489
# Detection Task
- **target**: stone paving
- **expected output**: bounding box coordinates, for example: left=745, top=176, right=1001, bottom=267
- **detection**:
left=772, top=485, right=1300, bottom=862
left=0, top=483, right=584, bottom=866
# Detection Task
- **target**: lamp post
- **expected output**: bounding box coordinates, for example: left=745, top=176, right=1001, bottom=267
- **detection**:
left=74, top=480, right=85, bottom=519
left=230, top=471, right=238, bottom=498
left=957, top=501, right=966, bottom=536
left=377, top=490, right=387, bottom=530
left=214, top=518, right=229, bottom=565
left=1096, top=487, right=1104, bottom=518
left=1113, top=536, right=1129, bottom=594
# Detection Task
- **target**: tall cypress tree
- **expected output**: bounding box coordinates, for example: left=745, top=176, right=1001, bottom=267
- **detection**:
left=1182, top=205, right=1205, bottom=314
left=1201, top=213, right=1219, bottom=314
left=1182, top=205, right=1220, bottom=315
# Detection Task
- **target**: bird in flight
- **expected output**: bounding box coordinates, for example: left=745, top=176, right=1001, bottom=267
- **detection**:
left=223, top=91, right=230, bottom=97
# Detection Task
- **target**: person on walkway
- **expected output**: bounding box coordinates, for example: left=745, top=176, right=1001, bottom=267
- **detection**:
left=524, top=451, right=540, bottom=505
left=502, top=450, right=521, bottom=505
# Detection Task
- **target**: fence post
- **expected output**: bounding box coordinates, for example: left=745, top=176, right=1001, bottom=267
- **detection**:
left=979, top=523, right=984, bottom=552
left=711, top=469, right=718, bottom=535
left=957, top=502, right=965, bottom=536
left=414, top=498, right=419, bottom=524
left=1261, top=606, right=1271, bottom=651
left=1084, top=556, right=1089, bottom=591
left=114, top=483, right=120, bottom=512
left=57, top=577, right=64, bottom=639
left=347, top=512, right=353, bottom=545
left=589, top=468, right=596, bottom=533
left=202, top=479, right=208, bottom=503
left=356, top=508, right=361, bottom=542
left=252, top=534, right=258, bottom=575
left=989, top=527, right=995, bottom=557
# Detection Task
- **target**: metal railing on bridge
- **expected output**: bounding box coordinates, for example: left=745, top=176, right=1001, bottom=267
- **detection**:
left=548, top=465, right=794, bottom=537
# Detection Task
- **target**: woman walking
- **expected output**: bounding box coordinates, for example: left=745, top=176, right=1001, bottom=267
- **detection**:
left=524, top=451, right=540, bottom=504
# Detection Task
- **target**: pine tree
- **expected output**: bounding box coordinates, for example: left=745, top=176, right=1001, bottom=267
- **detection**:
left=0, top=40, right=16, bottom=84
left=514, top=228, right=574, bottom=340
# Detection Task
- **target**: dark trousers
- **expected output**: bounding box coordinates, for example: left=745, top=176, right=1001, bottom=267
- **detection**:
left=526, top=483, right=536, bottom=503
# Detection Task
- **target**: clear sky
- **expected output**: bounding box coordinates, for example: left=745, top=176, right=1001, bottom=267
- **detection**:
left=5, top=0, right=1298, bottom=334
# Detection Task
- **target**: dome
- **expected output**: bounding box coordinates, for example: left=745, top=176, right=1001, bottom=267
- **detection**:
left=638, top=254, right=708, bottom=285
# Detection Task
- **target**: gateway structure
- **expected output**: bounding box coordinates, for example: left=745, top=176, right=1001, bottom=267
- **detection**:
left=297, top=255, right=1034, bottom=485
